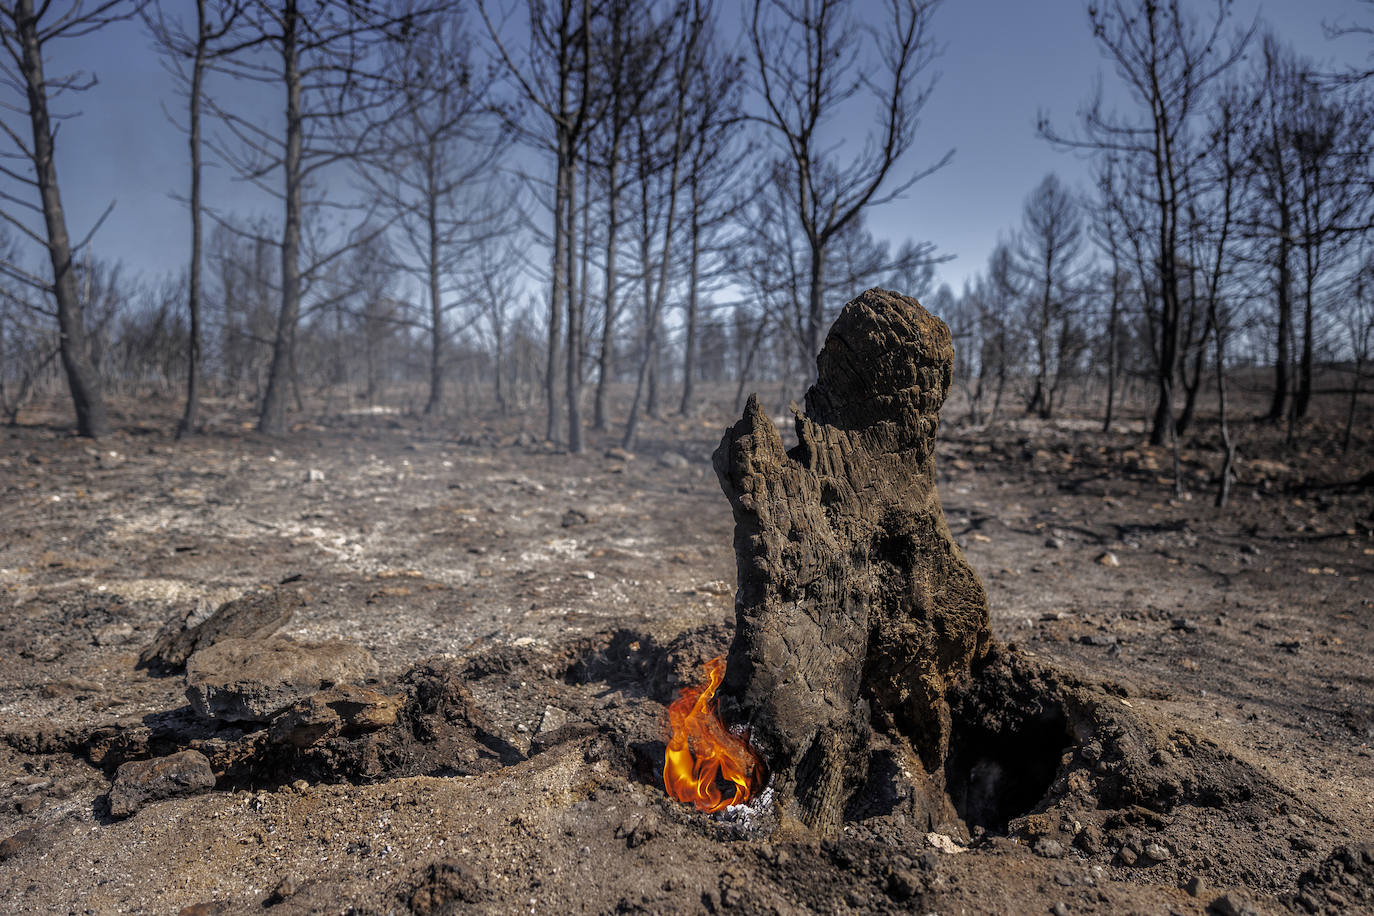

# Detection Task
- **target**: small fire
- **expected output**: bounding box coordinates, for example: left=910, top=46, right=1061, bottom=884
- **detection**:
left=663, top=656, right=765, bottom=813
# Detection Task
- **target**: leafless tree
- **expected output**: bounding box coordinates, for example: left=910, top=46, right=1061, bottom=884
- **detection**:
left=209, top=0, right=439, bottom=435
left=1013, top=173, right=1086, bottom=420
left=481, top=0, right=600, bottom=451
left=363, top=10, right=509, bottom=419
left=145, top=0, right=249, bottom=437
left=620, top=1, right=708, bottom=452
left=0, top=0, right=149, bottom=437
left=1040, top=0, right=1252, bottom=446
left=748, top=0, right=950, bottom=369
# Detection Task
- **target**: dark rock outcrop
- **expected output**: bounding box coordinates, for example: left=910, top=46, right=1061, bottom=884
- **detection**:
left=139, top=587, right=304, bottom=672
left=107, top=749, right=216, bottom=817
left=185, top=638, right=378, bottom=723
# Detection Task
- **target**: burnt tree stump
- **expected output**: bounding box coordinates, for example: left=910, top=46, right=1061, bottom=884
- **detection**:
left=714, top=288, right=991, bottom=833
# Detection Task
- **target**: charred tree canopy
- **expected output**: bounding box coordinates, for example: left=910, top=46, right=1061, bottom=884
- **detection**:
left=715, top=287, right=990, bottom=834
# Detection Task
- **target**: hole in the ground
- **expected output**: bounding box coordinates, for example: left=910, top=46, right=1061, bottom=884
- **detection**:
left=945, top=652, right=1072, bottom=834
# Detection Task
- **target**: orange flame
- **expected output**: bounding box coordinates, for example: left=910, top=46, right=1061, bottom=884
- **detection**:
left=663, top=656, right=765, bottom=813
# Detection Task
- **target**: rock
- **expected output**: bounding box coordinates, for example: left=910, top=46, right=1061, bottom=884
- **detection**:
left=0, top=828, right=38, bottom=861
left=1186, top=875, right=1206, bottom=897
left=927, top=832, right=967, bottom=854
left=658, top=451, right=690, bottom=469
left=1034, top=838, right=1066, bottom=858
left=886, top=869, right=920, bottom=900
left=108, top=750, right=216, bottom=818
left=140, top=587, right=303, bottom=672
left=186, top=638, right=377, bottom=723
left=535, top=705, right=570, bottom=737
left=305, top=468, right=326, bottom=482
left=268, top=685, right=404, bottom=748
left=39, top=677, right=104, bottom=698
left=604, top=447, right=634, bottom=462
left=1051, top=903, right=1070, bottom=916
left=1209, top=892, right=1262, bottom=916
left=1096, top=552, right=1121, bottom=568
left=94, top=622, right=134, bottom=646
left=1045, top=536, right=1064, bottom=549
left=715, top=289, right=990, bottom=834
left=1170, top=617, right=1199, bottom=633
left=178, top=904, right=226, bottom=916
left=1140, top=841, right=1170, bottom=864
left=265, top=874, right=303, bottom=905
left=403, top=860, right=483, bottom=914
left=1117, top=845, right=1138, bottom=866
left=15, top=795, right=41, bottom=815
left=560, top=508, right=589, bottom=527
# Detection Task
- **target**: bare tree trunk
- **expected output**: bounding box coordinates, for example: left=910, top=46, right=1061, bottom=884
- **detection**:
left=806, top=246, right=825, bottom=372
left=594, top=151, right=619, bottom=432
left=546, top=131, right=570, bottom=445
left=1103, top=280, right=1119, bottom=432
left=1295, top=257, right=1315, bottom=420
left=565, top=147, right=583, bottom=453
left=1214, top=326, right=1235, bottom=508
left=16, top=0, right=108, bottom=438
left=259, top=0, right=301, bottom=437
left=423, top=155, right=444, bottom=417
left=1343, top=355, right=1362, bottom=453
left=678, top=198, right=702, bottom=416
left=177, top=0, right=209, bottom=439
left=1267, top=231, right=1292, bottom=422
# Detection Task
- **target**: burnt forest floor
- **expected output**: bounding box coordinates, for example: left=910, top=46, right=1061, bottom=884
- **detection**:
left=0, top=384, right=1371, bottom=916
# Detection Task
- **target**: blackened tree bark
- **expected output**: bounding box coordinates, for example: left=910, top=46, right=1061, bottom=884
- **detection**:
left=715, top=288, right=990, bottom=833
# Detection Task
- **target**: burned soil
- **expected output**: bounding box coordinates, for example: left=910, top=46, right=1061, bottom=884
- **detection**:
left=0, top=382, right=1371, bottom=915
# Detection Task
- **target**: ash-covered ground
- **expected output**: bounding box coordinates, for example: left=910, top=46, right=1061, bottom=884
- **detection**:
left=0, top=389, right=1370, bottom=915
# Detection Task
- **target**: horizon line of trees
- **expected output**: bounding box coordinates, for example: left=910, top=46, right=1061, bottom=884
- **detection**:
left=0, top=0, right=1371, bottom=495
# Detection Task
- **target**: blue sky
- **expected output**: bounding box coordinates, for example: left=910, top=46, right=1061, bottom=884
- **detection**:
left=17, top=0, right=1372, bottom=300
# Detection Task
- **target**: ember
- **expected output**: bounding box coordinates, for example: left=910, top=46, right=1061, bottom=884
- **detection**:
left=663, top=657, right=765, bottom=813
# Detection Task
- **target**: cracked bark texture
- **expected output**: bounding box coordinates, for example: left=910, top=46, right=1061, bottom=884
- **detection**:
left=714, top=288, right=991, bottom=833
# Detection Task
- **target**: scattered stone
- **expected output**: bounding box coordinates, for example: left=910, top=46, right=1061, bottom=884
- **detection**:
left=0, top=828, right=38, bottom=861
left=108, top=750, right=216, bottom=818
left=186, top=638, right=377, bottom=723
left=658, top=451, right=689, bottom=469
left=178, top=904, right=225, bottom=916
left=39, top=677, right=104, bottom=698
left=1034, top=838, right=1066, bottom=858
left=403, top=860, right=483, bottom=914
left=1096, top=552, right=1121, bottom=568
left=1140, top=842, right=1171, bottom=864
left=265, top=875, right=303, bottom=905
left=1209, top=892, right=1262, bottom=916
left=94, top=622, right=135, bottom=646
left=560, top=508, right=589, bottom=527
left=535, top=705, right=570, bottom=737
left=886, top=869, right=920, bottom=900
left=1186, top=875, right=1206, bottom=897
left=140, top=587, right=303, bottom=672
left=268, top=685, right=404, bottom=748
left=926, top=833, right=967, bottom=854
